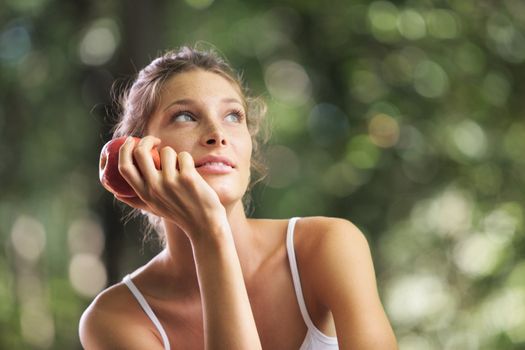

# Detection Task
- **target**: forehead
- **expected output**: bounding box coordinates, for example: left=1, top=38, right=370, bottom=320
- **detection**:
left=158, top=69, right=243, bottom=106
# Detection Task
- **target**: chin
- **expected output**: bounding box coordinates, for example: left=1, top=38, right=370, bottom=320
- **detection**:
left=208, top=181, right=247, bottom=207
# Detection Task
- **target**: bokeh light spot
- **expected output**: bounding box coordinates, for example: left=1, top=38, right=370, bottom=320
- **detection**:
left=0, top=21, right=31, bottom=62
left=20, top=298, right=55, bottom=348
left=69, top=254, right=107, bottom=298
left=452, top=119, right=487, bottom=160
left=426, top=9, right=460, bottom=39
left=68, top=216, right=105, bottom=256
left=368, top=1, right=400, bottom=42
left=481, top=288, right=525, bottom=340
left=346, top=135, right=381, bottom=169
left=78, top=18, right=120, bottom=66
left=322, top=162, right=364, bottom=197
left=413, top=60, right=449, bottom=98
left=483, top=203, right=521, bottom=243
left=411, top=188, right=472, bottom=237
left=486, top=12, right=525, bottom=63
left=386, top=274, right=453, bottom=326
left=368, top=113, right=400, bottom=148
left=10, top=215, right=46, bottom=262
left=397, top=9, right=426, bottom=40
left=453, top=232, right=507, bottom=277
left=264, top=60, right=311, bottom=106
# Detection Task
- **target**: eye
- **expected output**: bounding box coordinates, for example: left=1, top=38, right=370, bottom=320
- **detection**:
left=171, top=111, right=195, bottom=122
left=225, top=109, right=245, bottom=123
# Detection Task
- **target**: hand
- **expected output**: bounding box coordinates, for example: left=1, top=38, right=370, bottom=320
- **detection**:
left=116, top=136, right=228, bottom=240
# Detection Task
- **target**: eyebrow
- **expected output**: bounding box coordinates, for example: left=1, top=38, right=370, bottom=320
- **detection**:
left=163, top=98, right=244, bottom=112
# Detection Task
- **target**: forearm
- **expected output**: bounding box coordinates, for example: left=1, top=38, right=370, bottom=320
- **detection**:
left=191, top=228, right=261, bottom=350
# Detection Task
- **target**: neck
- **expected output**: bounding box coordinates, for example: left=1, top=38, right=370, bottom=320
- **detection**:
left=157, top=200, right=255, bottom=282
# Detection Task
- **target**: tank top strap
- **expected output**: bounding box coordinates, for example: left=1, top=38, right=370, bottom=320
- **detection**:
left=122, top=274, right=171, bottom=350
left=286, top=217, right=339, bottom=348
left=286, top=217, right=317, bottom=330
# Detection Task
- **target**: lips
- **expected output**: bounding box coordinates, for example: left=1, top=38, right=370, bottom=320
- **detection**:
left=195, top=155, right=235, bottom=169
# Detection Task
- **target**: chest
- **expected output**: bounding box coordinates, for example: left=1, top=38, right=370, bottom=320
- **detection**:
left=145, top=258, right=308, bottom=349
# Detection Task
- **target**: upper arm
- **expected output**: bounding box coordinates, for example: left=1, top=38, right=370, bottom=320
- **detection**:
left=79, top=298, right=164, bottom=350
left=304, top=218, right=397, bottom=349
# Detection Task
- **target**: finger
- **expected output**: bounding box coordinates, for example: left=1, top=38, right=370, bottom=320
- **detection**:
left=114, top=194, right=148, bottom=211
left=160, top=146, right=177, bottom=180
left=118, top=136, right=146, bottom=193
left=141, top=135, right=162, bottom=145
left=177, top=152, right=196, bottom=175
left=133, top=136, right=162, bottom=184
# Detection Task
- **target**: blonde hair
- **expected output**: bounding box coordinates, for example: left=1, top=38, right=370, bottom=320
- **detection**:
left=110, top=45, right=268, bottom=242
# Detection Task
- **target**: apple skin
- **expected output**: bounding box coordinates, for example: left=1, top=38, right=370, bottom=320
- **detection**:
left=99, top=136, right=161, bottom=198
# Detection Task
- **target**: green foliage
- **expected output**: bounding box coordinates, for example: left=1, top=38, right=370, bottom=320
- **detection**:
left=1, top=0, right=524, bottom=348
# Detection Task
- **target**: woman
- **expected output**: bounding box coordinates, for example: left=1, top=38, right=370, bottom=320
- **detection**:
left=79, top=46, right=397, bottom=349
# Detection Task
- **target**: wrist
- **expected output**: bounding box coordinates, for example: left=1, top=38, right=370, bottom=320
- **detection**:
left=190, top=219, right=234, bottom=250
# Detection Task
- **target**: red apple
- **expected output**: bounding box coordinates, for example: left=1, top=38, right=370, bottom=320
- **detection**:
left=99, top=136, right=161, bottom=198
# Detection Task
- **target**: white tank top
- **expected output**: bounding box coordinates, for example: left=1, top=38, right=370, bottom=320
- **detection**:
left=122, top=217, right=339, bottom=349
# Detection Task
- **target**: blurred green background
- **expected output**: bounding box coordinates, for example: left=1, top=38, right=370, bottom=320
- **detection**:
left=1, top=0, right=525, bottom=349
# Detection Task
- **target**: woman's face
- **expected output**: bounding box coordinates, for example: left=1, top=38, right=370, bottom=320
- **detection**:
left=145, top=69, right=252, bottom=205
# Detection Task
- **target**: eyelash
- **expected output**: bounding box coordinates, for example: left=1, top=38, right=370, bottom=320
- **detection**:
left=170, top=109, right=246, bottom=123
left=170, top=110, right=195, bottom=122
left=227, top=108, right=246, bottom=122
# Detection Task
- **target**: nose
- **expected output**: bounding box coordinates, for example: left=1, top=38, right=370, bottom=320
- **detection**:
left=201, top=122, right=227, bottom=147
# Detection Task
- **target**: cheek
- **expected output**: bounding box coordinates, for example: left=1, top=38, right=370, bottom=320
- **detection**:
left=158, top=132, right=194, bottom=152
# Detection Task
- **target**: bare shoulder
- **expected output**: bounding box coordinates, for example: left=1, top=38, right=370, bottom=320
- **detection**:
left=294, top=216, right=369, bottom=258
left=293, top=216, right=373, bottom=290
left=294, top=216, right=398, bottom=348
left=79, top=281, right=163, bottom=350
left=79, top=283, right=133, bottom=348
